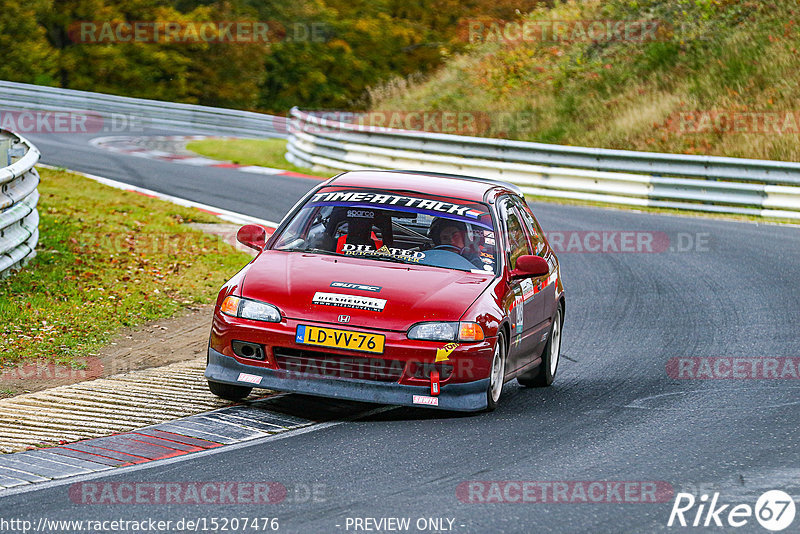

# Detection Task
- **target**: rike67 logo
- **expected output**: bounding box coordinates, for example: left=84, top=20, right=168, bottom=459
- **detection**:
left=668, top=490, right=796, bottom=531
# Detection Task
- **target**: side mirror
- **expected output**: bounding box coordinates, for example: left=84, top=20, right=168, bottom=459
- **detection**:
left=237, top=224, right=267, bottom=251
left=510, top=255, right=549, bottom=278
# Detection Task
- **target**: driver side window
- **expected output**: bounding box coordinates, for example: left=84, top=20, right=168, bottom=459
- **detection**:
left=500, top=197, right=531, bottom=270
left=511, top=195, right=546, bottom=256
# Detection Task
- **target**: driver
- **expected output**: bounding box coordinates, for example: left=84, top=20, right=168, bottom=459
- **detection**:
left=428, top=218, right=481, bottom=266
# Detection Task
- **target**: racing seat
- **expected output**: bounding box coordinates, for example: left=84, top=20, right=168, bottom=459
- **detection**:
left=325, top=207, right=393, bottom=253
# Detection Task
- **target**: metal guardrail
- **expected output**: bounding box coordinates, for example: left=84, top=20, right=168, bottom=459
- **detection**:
left=287, top=108, right=800, bottom=219
left=0, top=81, right=288, bottom=138
left=0, top=130, right=40, bottom=277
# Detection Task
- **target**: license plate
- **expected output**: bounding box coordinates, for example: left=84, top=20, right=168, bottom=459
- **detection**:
left=295, top=325, right=385, bottom=354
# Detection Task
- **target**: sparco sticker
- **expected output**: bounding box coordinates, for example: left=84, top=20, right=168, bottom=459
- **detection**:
left=347, top=209, right=374, bottom=218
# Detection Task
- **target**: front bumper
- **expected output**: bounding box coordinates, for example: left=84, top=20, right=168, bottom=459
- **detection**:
left=205, top=347, right=490, bottom=411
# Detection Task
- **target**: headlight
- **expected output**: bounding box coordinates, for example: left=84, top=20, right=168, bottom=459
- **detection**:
left=220, top=296, right=281, bottom=323
left=408, top=322, right=458, bottom=341
left=407, top=321, right=485, bottom=342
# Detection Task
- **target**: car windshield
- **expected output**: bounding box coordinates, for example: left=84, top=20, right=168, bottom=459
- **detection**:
left=271, top=187, right=499, bottom=274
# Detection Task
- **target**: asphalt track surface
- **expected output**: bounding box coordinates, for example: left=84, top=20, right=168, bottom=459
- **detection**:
left=3, top=128, right=799, bottom=533
left=25, top=128, right=314, bottom=223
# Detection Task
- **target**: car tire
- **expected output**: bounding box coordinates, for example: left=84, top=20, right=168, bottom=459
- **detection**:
left=518, top=305, right=562, bottom=388
left=207, top=380, right=252, bottom=401
left=486, top=330, right=507, bottom=411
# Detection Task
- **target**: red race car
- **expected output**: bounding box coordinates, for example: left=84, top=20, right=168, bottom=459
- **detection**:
left=205, top=170, right=564, bottom=411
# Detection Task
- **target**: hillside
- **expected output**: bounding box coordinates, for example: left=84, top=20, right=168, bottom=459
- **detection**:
left=369, top=0, right=800, bottom=161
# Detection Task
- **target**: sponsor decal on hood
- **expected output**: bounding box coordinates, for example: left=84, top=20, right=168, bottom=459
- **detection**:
left=330, top=281, right=382, bottom=292
left=312, top=292, right=387, bottom=312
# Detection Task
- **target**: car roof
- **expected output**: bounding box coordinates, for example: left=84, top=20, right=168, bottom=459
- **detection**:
left=325, top=170, right=523, bottom=202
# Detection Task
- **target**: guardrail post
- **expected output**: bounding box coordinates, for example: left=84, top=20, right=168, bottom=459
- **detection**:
left=8, top=144, right=25, bottom=164
left=0, top=138, right=9, bottom=166
left=0, top=130, right=41, bottom=277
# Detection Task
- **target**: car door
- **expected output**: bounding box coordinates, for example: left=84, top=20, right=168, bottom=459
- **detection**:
left=511, top=196, right=556, bottom=354
left=498, top=196, right=540, bottom=372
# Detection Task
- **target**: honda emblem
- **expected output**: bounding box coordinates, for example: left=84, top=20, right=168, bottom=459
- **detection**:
left=338, top=315, right=350, bottom=323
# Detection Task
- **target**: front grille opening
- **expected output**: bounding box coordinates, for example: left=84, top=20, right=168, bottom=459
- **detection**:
left=273, top=347, right=405, bottom=382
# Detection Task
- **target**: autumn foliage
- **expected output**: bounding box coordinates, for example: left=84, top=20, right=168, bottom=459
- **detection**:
left=0, top=0, right=544, bottom=113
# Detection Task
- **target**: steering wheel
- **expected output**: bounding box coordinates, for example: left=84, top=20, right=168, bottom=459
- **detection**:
left=433, top=244, right=461, bottom=253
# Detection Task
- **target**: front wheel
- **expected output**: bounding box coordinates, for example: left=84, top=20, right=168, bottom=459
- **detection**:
left=518, top=305, right=562, bottom=388
left=486, top=330, right=507, bottom=411
left=208, top=380, right=252, bottom=401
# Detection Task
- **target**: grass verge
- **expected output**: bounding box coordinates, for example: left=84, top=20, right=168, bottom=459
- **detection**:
left=186, top=138, right=331, bottom=178
left=0, top=168, right=252, bottom=368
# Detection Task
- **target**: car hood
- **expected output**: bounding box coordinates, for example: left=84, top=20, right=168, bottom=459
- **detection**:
left=240, top=251, right=494, bottom=331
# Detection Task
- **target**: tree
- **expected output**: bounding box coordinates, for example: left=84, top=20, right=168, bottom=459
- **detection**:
left=0, top=0, right=58, bottom=85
